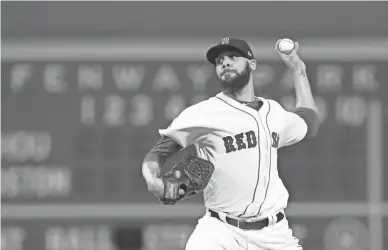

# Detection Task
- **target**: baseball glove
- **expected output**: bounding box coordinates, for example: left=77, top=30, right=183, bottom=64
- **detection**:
left=160, top=154, right=214, bottom=205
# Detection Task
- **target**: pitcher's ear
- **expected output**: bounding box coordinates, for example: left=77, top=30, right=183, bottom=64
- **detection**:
left=249, top=59, right=257, bottom=71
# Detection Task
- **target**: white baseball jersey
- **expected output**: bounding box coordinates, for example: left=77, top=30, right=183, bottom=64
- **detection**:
left=159, top=91, right=308, bottom=220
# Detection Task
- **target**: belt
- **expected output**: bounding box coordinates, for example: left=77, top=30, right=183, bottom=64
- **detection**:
left=209, top=209, right=284, bottom=230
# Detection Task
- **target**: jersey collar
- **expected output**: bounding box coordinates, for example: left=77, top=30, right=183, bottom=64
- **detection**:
left=216, top=92, right=265, bottom=114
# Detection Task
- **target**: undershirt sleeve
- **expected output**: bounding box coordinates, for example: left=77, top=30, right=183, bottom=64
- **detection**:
left=147, top=136, right=183, bottom=164
left=293, top=107, right=320, bottom=139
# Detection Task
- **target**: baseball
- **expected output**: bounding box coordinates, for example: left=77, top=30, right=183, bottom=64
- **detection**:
left=278, top=38, right=295, bottom=54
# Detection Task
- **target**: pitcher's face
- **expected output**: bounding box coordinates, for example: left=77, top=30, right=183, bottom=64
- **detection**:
left=215, top=51, right=251, bottom=93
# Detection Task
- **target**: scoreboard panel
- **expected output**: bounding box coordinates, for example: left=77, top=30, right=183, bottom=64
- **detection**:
left=2, top=60, right=385, bottom=204
left=1, top=54, right=386, bottom=250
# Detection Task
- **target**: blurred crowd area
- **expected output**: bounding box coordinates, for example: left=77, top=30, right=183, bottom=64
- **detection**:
left=1, top=2, right=388, bottom=250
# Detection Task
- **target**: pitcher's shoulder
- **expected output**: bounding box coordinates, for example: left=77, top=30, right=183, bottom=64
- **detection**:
left=187, top=96, right=219, bottom=110
left=180, top=97, right=215, bottom=115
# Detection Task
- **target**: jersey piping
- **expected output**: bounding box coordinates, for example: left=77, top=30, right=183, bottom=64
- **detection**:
left=215, top=96, right=261, bottom=218
left=255, top=101, right=272, bottom=217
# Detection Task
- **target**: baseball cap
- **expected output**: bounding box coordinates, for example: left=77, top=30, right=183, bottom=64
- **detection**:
left=206, top=37, right=255, bottom=65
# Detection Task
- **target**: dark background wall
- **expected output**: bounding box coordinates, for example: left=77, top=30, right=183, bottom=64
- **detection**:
left=2, top=1, right=388, bottom=38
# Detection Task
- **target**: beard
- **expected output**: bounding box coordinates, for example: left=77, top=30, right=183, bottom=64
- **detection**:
left=218, top=63, right=251, bottom=97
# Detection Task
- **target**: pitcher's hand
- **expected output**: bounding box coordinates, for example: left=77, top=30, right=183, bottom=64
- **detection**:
left=274, top=39, right=306, bottom=73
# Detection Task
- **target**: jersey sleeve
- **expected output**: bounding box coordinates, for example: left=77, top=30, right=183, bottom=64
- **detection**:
left=158, top=106, right=205, bottom=148
left=270, top=100, right=308, bottom=148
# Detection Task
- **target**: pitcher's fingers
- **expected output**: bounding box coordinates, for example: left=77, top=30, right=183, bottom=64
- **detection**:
left=294, top=42, right=299, bottom=52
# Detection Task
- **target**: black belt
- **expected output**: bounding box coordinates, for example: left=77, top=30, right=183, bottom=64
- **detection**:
left=209, top=209, right=284, bottom=230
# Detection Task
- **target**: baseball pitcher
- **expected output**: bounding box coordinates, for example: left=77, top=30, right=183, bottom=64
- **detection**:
left=142, top=37, right=320, bottom=250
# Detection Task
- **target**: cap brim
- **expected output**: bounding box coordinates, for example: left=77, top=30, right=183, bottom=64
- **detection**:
left=206, top=44, right=247, bottom=64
